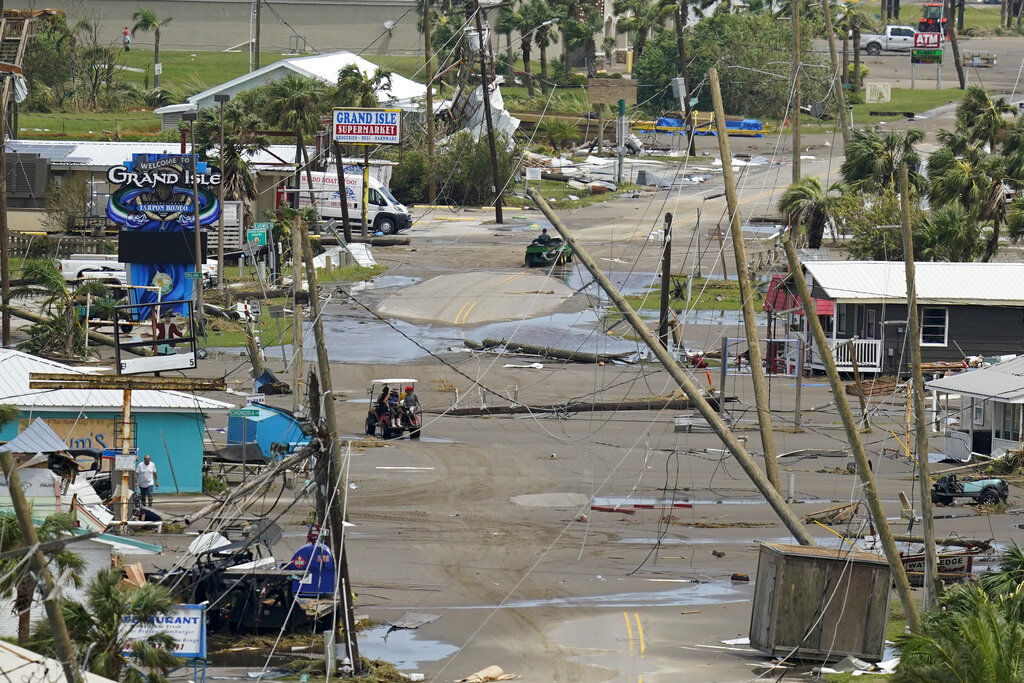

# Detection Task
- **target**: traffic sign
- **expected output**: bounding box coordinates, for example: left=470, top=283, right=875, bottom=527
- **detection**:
left=911, top=49, right=943, bottom=65
left=230, top=408, right=260, bottom=417
left=184, top=271, right=203, bottom=279
left=914, top=32, right=941, bottom=48
left=246, top=227, right=267, bottom=247
left=253, top=222, right=274, bottom=230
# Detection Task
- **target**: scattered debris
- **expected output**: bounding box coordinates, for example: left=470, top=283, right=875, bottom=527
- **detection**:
left=385, top=612, right=440, bottom=638
left=802, top=503, right=858, bottom=525
left=730, top=573, right=749, bottom=582
left=456, top=665, right=519, bottom=682
left=712, top=550, right=726, bottom=558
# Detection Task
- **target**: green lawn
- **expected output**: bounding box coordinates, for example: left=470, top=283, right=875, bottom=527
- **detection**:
left=961, top=5, right=1009, bottom=32
left=800, top=87, right=962, bottom=134
left=621, top=277, right=763, bottom=312
left=18, top=110, right=160, bottom=140
left=119, top=50, right=289, bottom=91
left=511, top=178, right=641, bottom=210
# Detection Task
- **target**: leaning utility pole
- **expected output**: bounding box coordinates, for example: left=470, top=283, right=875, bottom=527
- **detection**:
left=658, top=213, right=673, bottom=347
left=945, top=0, right=967, bottom=89
left=791, top=0, right=802, bottom=181
left=782, top=233, right=923, bottom=632
left=1, top=71, right=9, bottom=347
left=331, top=141, right=353, bottom=242
left=297, top=216, right=361, bottom=673
left=0, top=451, right=84, bottom=683
left=528, top=187, right=815, bottom=546
left=899, top=162, right=939, bottom=609
left=709, top=68, right=781, bottom=493
left=423, top=0, right=437, bottom=204
left=820, top=0, right=851, bottom=147
left=673, top=2, right=696, bottom=157
left=472, top=0, right=504, bottom=223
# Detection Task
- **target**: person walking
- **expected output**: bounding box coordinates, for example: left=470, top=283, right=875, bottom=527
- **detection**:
left=136, top=454, right=158, bottom=507
left=122, top=26, right=131, bottom=52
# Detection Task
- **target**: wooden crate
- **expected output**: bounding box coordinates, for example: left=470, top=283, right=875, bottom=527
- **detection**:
left=750, top=542, right=891, bottom=661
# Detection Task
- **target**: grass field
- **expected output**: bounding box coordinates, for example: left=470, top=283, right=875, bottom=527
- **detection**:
left=18, top=110, right=161, bottom=140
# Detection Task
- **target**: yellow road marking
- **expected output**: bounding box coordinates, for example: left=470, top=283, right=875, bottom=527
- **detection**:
left=496, top=271, right=527, bottom=286
left=458, top=300, right=479, bottom=325
left=634, top=613, right=646, bottom=654
left=453, top=301, right=471, bottom=324
left=623, top=611, right=634, bottom=655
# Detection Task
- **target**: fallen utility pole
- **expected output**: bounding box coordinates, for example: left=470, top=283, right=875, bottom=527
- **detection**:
left=466, top=338, right=631, bottom=364
left=782, top=233, right=922, bottom=632
left=298, top=215, right=361, bottom=674
left=900, top=161, right=939, bottom=610
left=709, top=68, right=781, bottom=494
left=852, top=529, right=992, bottom=551
left=528, top=187, right=814, bottom=545
left=0, top=450, right=85, bottom=683
left=819, top=0, right=851, bottom=147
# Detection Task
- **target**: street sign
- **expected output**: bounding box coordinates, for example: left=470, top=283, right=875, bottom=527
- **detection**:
left=246, top=393, right=266, bottom=405
left=525, top=167, right=542, bottom=181
left=332, top=108, right=401, bottom=145
left=914, top=32, right=941, bottom=48
left=114, top=450, right=137, bottom=471
left=230, top=408, right=260, bottom=417
left=253, top=221, right=274, bottom=230
left=912, top=49, right=943, bottom=65
left=246, top=227, right=267, bottom=247
left=154, top=62, right=163, bottom=76
left=184, top=271, right=203, bottom=279
left=268, top=305, right=286, bottom=319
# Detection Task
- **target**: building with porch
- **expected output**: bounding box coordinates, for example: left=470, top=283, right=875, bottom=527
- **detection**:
left=926, top=356, right=1024, bottom=460
left=767, top=261, right=1024, bottom=375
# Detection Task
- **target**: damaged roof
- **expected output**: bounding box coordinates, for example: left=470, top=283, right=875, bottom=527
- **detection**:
left=926, top=355, right=1024, bottom=403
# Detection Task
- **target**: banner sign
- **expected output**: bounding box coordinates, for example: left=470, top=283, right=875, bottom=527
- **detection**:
left=122, top=604, right=206, bottom=659
left=333, top=108, right=401, bottom=145
left=911, top=49, right=943, bottom=65
left=914, top=32, right=942, bottom=48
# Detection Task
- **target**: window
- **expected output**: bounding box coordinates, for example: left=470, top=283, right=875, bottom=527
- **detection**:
left=996, top=403, right=1021, bottom=442
left=367, top=189, right=386, bottom=207
left=865, top=309, right=877, bottom=338
left=836, top=304, right=848, bottom=336
left=973, top=400, right=986, bottom=427
left=920, top=307, right=948, bottom=346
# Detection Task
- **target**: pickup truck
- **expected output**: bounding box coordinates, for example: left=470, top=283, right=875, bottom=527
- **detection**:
left=860, top=26, right=920, bottom=55
left=58, top=254, right=218, bottom=287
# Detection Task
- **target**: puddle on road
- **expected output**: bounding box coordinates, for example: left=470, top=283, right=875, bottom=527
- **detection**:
left=592, top=496, right=805, bottom=506
left=501, top=581, right=752, bottom=609
left=617, top=535, right=849, bottom=548
left=357, top=625, right=458, bottom=669
left=349, top=275, right=421, bottom=292
left=560, top=270, right=661, bottom=297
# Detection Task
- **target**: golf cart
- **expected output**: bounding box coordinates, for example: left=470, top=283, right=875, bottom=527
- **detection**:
left=525, top=236, right=573, bottom=268
left=365, top=378, right=421, bottom=440
left=931, top=474, right=1009, bottom=506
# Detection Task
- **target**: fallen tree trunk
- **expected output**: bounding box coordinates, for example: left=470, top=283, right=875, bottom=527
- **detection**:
left=852, top=530, right=992, bottom=551
left=1, top=304, right=152, bottom=356
left=319, top=235, right=410, bottom=247
left=467, top=338, right=632, bottom=364
left=444, top=396, right=731, bottom=416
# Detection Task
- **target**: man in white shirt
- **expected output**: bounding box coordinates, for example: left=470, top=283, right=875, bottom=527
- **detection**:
left=136, top=454, right=158, bottom=507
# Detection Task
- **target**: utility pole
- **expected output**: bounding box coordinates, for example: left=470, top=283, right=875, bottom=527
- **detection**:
left=616, top=98, right=626, bottom=183
left=188, top=116, right=205, bottom=336
left=658, top=213, right=672, bottom=348
left=332, top=141, right=353, bottom=242
left=215, top=93, right=230, bottom=292
left=1, top=69, right=8, bottom=347
left=253, top=0, right=261, bottom=70
left=0, top=451, right=84, bottom=683
left=791, top=0, right=802, bottom=182
left=528, top=187, right=816, bottom=546
left=945, top=0, right=967, bottom=89
left=291, top=212, right=304, bottom=413
left=423, top=0, right=437, bottom=204
left=673, top=3, right=696, bottom=157
left=297, top=216, right=361, bottom=673
left=781, top=234, right=923, bottom=633
left=899, top=162, right=939, bottom=610
left=820, top=0, right=851, bottom=147
left=709, top=68, right=781, bottom=493
left=473, top=0, right=503, bottom=223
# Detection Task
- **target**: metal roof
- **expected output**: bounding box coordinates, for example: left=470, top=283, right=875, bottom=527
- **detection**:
left=0, top=641, right=117, bottom=683
left=926, top=356, right=1024, bottom=403
left=803, top=261, right=1024, bottom=305
left=0, top=417, right=69, bottom=453
left=6, top=140, right=306, bottom=172
left=0, top=349, right=232, bottom=412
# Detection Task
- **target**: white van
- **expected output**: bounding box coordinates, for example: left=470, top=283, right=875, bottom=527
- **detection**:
left=295, top=168, right=412, bottom=235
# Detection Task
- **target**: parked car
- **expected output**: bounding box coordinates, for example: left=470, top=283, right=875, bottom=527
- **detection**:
left=860, top=25, right=920, bottom=55
left=58, top=254, right=219, bottom=288
left=931, top=474, right=1009, bottom=506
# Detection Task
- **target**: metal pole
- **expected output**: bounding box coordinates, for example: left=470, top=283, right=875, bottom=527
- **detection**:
left=253, top=0, right=261, bottom=70
left=527, top=187, right=816, bottom=545
left=423, top=0, right=436, bottom=204
left=119, top=388, right=132, bottom=525
left=1, top=80, right=8, bottom=347
left=474, top=1, right=503, bottom=223
left=217, top=97, right=227, bottom=291
left=900, top=161, right=939, bottom=610
left=361, top=146, right=369, bottom=238
left=709, top=67, right=781, bottom=492
left=694, top=206, right=702, bottom=278
left=791, top=0, right=801, bottom=182
left=658, top=213, right=672, bottom=348
left=720, top=335, right=728, bottom=416
left=782, top=232, right=923, bottom=632
left=794, top=337, right=804, bottom=428
left=298, top=215, right=361, bottom=673
left=0, top=451, right=85, bottom=683
left=616, top=98, right=625, bottom=183
left=191, top=123, right=205, bottom=336
left=291, top=209, right=304, bottom=413
left=674, top=4, right=696, bottom=157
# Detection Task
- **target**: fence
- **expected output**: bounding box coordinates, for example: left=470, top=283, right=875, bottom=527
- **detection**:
left=8, top=233, right=114, bottom=259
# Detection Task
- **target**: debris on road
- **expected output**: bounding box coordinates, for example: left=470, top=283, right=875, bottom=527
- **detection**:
left=456, top=665, right=519, bottom=682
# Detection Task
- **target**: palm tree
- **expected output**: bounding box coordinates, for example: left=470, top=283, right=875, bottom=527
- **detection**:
left=334, top=64, right=393, bottom=108
left=262, top=75, right=328, bottom=215
left=916, top=204, right=983, bottom=262
left=565, top=5, right=608, bottom=77
left=29, top=569, right=180, bottom=683
left=538, top=120, right=580, bottom=150
left=928, top=144, right=1013, bottom=261
left=777, top=176, right=851, bottom=248
left=515, top=0, right=540, bottom=97
left=9, top=259, right=109, bottom=359
left=0, top=513, right=84, bottom=646
left=840, top=128, right=926, bottom=191
left=613, top=0, right=665, bottom=63
left=532, top=0, right=559, bottom=93
left=495, top=2, right=518, bottom=66
left=956, top=85, right=1015, bottom=151
left=130, top=9, right=172, bottom=90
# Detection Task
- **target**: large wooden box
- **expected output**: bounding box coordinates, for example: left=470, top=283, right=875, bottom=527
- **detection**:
left=749, top=542, right=891, bottom=661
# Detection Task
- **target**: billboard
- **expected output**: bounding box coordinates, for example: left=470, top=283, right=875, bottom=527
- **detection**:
left=122, top=604, right=207, bottom=659
left=333, top=108, right=401, bottom=145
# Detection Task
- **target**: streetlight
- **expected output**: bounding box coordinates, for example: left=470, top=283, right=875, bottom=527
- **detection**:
left=181, top=110, right=205, bottom=337
left=0, top=63, right=20, bottom=347
left=214, top=93, right=230, bottom=292
left=693, top=192, right=725, bottom=279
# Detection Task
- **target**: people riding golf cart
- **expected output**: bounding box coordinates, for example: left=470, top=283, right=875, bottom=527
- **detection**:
left=365, top=378, right=422, bottom=439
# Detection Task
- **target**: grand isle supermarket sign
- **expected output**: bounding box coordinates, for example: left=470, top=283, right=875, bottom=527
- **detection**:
left=333, top=108, right=401, bottom=145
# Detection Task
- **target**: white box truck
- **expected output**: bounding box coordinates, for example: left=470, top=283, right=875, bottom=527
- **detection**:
left=295, top=168, right=412, bottom=235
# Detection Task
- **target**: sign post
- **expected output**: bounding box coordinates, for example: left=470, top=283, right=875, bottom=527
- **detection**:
left=911, top=33, right=943, bottom=90
left=332, top=108, right=401, bottom=238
